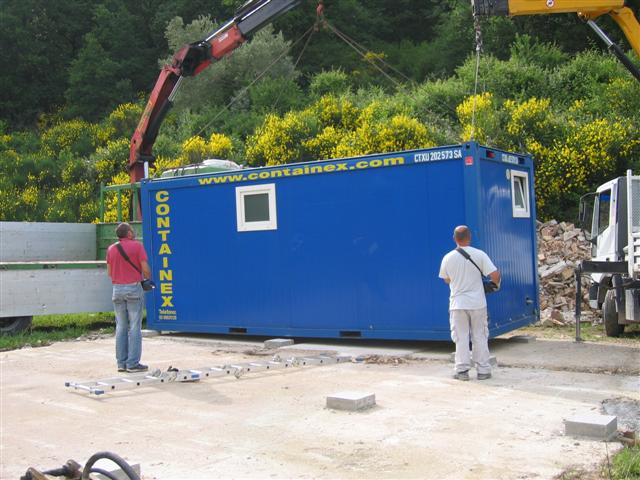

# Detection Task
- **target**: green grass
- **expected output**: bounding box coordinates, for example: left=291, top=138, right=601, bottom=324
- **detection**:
left=516, top=322, right=640, bottom=346
left=0, top=312, right=116, bottom=351
left=610, top=445, right=640, bottom=480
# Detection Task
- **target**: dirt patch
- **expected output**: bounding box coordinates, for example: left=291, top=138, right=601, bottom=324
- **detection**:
left=602, top=397, right=640, bottom=432
left=356, top=354, right=408, bottom=365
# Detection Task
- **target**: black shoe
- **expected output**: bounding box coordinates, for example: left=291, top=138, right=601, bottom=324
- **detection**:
left=126, top=364, right=148, bottom=373
left=453, top=370, right=469, bottom=381
left=477, top=372, right=492, bottom=380
left=117, top=366, right=126, bottom=372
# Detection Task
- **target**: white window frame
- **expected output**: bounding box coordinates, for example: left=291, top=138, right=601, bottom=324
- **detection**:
left=511, top=170, right=530, bottom=218
left=236, top=183, right=278, bottom=232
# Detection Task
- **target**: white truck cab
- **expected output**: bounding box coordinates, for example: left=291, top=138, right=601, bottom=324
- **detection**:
left=581, top=171, right=640, bottom=336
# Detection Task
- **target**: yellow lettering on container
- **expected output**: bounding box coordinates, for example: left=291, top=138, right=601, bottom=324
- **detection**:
left=159, top=270, right=173, bottom=281
left=156, top=204, right=170, bottom=216
left=162, top=296, right=174, bottom=307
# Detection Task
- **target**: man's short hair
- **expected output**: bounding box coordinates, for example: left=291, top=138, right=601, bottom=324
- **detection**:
left=115, top=222, right=132, bottom=239
left=454, top=225, right=470, bottom=242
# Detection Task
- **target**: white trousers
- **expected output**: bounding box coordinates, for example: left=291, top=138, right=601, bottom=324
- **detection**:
left=450, top=308, right=491, bottom=374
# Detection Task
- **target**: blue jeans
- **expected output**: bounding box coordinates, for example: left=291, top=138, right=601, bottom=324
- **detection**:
left=112, top=283, right=144, bottom=369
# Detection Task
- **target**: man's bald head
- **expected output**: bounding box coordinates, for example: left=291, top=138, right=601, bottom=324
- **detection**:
left=453, top=225, right=471, bottom=246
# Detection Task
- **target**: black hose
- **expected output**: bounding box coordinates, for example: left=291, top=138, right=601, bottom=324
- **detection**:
left=81, top=451, right=140, bottom=480
left=88, top=467, right=121, bottom=480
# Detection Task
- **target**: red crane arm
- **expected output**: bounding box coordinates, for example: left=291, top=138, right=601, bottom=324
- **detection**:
left=128, top=0, right=301, bottom=185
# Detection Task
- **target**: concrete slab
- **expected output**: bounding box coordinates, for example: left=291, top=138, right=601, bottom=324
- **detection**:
left=564, top=414, right=618, bottom=440
left=411, top=338, right=640, bottom=375
left=264, top=338, right=294, bottom=349
left=1, top=335, right=638, bottom=479
left=327, top=392, right=376, bottom=411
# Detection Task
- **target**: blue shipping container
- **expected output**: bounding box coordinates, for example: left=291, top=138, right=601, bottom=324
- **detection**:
left=141, top=142, right=539, bottom=340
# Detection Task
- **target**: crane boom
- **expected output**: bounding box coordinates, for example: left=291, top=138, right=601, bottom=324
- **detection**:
left=128, top=0, right=301, bottom=188
left=472, top=1, right=640, bottom=79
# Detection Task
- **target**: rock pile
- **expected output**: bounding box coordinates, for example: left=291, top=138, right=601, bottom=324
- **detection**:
left=537, top=220, right=598, bottom=325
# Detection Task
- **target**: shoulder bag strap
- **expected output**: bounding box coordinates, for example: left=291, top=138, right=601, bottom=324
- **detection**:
left=115, top=242, right=142, bottom=274
left=456, top=247, right=484, bottom=276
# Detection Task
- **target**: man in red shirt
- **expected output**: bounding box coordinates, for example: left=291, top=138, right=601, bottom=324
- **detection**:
left=106, top=223, right=151, bottom=373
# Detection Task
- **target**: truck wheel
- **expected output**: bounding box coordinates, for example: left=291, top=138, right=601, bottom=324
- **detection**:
left=0, top=316, right=33, bottom=335
left=603, top=290, right=625, bottom=337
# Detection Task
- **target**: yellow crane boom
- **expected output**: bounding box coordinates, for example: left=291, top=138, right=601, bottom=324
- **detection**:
left=472, top=0, right=640, bottom=80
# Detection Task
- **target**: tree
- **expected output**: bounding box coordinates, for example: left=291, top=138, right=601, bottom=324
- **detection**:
left=64, top=1, right=154, bottom=120
left=0, top=0, right=97, bottom=127
left=163, top=18, right=299, bottom=112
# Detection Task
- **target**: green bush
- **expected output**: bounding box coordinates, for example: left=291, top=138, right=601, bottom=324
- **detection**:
left=309, top=69, right=352, bottom=98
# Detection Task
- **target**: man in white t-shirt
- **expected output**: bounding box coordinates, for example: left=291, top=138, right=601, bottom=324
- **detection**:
left=439, top=225, right=501, bottom=381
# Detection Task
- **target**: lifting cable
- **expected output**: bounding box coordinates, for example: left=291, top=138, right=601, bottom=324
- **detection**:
left=469, top=14, right=485, bottom=141
left=183, top=22, right=317, bottom=151
left=270, top=18, right=317, bottom=111
left=322, top=20, right=414, bottom=89
left=184, top=9, right=416, bottom=155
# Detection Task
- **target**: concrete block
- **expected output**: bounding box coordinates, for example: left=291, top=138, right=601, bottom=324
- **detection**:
left=264, top=338, right=294, bottom=349
left=327, top=392, right=375, bottom=411
left=93, top=463, right=140, bottom=480
left=564, top=414, right=617, bottom=440
left=142, top=330, right=160, bottom=337
left=450, top=352, right=498, bottom=367
left=509, top=335, right=536, bottom=343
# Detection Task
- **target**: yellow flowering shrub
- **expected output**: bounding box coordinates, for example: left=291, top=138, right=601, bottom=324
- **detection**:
left=505, top=98, right=553, bottom=139
left=107, top=103, right=144, bottom=140
left=177, top=132, right=235, bottom=165
left=101, top=172, right=134, bottom=223
left=180, top=136, right=209, bottom=164
left=303, top=126, right=345, bottom=160
left=335, top=113, right=434, bottom=157
left=245, top=111, right=316, bottom=166
left=41, top=120, right=102, bottom=157
left=246, top=95, right=435, bottom=164
left=46, top=181, right=96, bottom=222
left=150, top=155, right=182, bottom=177
left=456, top=92, right=499, bottom=144
left=93, top=138, right=130, bottom=183
left=310, top=95, right=359, bottom=129
left=20, top=182, right=40, bottom=210
left=207, top=133, right=234, bottom=158
left=532, top=118, right=639, bottom=218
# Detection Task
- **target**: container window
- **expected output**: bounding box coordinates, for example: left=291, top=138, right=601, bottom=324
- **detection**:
left=236, top=183, right=277, bottom=232
left=511, top=170, right=530, bottom=218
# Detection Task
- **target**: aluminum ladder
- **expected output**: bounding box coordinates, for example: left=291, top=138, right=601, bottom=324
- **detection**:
left=65, top=354, right=351, bottom=396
